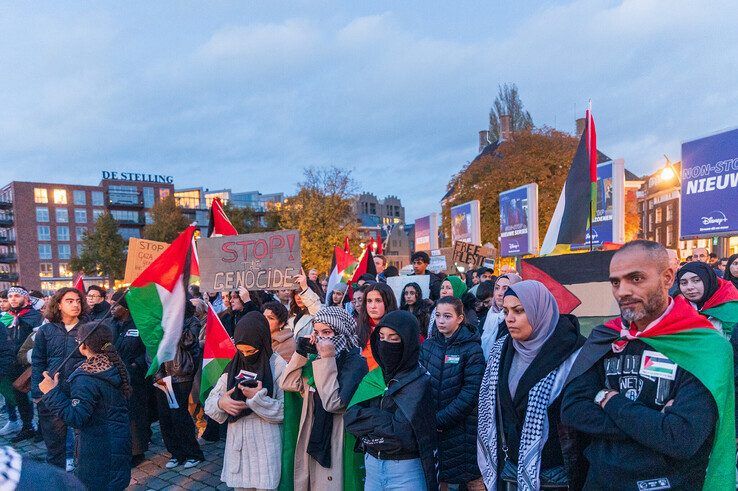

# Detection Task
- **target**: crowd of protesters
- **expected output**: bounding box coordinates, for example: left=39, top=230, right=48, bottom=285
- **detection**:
left=0, top=243, right=737, bottom=490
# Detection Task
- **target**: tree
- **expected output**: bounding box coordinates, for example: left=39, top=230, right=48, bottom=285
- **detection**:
left=143, top=194, right=190, bottom=243
left=442, top=127, right=579, bottom=251
left=221, top=201, right=280, bottom=234
left=70, top=212, right=126, bottom=283
left=278, top=166, right=359, bottom=273
left=488, top=83, right=534, bottom=141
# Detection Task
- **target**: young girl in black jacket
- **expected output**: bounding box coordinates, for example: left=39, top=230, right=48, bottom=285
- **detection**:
left=39, top=322, right=132, bottom=491
left=344, top=310, right=438, bottom=491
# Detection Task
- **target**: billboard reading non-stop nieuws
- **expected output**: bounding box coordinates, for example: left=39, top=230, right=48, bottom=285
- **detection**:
left=196, top=230, right=302, bottom=292
left=680, top=127, right=738, bottom=238
left=499, top=183, right=539, bottom=257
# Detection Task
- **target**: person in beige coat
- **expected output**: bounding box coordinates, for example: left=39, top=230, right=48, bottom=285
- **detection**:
left=279, top=307, right=368, bottom=491
left=205, top=312, right=286, bottom=491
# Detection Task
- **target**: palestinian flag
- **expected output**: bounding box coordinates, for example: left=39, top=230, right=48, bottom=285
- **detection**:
left=540, top=110, right=598, bottom=255
left=127, top=225, right=196, bottom=376
left=325, top=246, right=358, bottom=305
left=207, top=196, right=238, bottom=237
left=700, top=278, right=738, bottom=336
left=73, top=273, right=85, bottom=294
left=199, top=302, right=236, bottom=403
left=350, top=248, right=377, bottom=284
left=521, top=250, right=619, bottom=320
left=0, top=312, right=12, bottom=327
left=603, top=297, right=735, bottom=490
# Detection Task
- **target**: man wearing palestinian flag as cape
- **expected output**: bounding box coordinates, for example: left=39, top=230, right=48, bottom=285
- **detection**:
left=562, top=240, right=735, bottom=490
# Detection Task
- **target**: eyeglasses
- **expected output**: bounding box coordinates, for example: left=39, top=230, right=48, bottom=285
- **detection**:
left=86, top=294, right=101, bottom=299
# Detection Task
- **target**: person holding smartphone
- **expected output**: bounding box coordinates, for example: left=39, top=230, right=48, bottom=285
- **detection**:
left=280, top=307, right=368, bottom=491
left=205, top=311, right=286, bottom=490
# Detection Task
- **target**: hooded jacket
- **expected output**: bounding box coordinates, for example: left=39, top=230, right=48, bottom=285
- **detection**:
left=420, top=322, right=484, bottom=483
left=344, top=310, right=438, bottom=491
left=43, top=361, right=131, bottom=491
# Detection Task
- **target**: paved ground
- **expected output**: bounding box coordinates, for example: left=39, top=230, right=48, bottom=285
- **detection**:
left=0, top=411, right=230, bottom=490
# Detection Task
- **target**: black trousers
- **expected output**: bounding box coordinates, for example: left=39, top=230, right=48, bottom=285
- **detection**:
left=155, top=380, right=203, bottom=462
left=37, top=400, right=67, bottom=468
left=13, top=388, right=34, bottom=428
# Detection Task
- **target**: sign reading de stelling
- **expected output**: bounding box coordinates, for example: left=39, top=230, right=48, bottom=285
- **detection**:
left=101, top=171, right=174, bottom=183
left=196, top=230, right=301, bottom=292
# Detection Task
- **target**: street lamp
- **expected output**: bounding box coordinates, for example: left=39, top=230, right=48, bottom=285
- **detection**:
left=660, top=155, right=681, bottom=185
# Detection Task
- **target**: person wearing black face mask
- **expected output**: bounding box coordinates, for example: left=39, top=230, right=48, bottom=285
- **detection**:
left=344, top=310, right=438, bottom=491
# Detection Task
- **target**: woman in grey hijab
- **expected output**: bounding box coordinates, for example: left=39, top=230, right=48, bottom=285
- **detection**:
left=480, top=273, right=523, bottom=358
left=477, top=280, right=586, bottom=490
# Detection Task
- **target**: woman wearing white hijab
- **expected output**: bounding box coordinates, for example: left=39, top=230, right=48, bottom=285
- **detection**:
left=480, top=273, right=523, bottom=359
left=477, top=280, right=586, bottom=490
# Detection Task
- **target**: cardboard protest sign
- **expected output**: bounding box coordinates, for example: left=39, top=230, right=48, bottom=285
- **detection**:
left=124, top=238, right=169, bottom=284
left=196, top=230, right=301, bottom=292
left=386, top=275, right=431, bottom=305
left=428, top=250, right=447, bottom=274
left=452, top=241, right=493, bottom=269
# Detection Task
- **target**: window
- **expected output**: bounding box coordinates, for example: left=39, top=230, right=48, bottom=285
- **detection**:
left=57, top=226, right=70, bottom=241
left=93, top=209, right=105, bottom=221
left=34, top=188, right=48, bottom=204
left=36, top=207, right=49, bottom=222
left=666, top=224, right=674, bottom=246
left=38, top=244, right=52, bottom=260
left=76, top=226, right=88, bottom=240
left=53, top=189, right=67, bottom=204
left=666, top=203, right=674, bottom=221
left=143, top=187, right=155, bottom=208
left=73, top=190, right=86, bottom=205
left=74, top=209, right=87, bottom=223
left=58, top=244, right=71, bottom=260
left=76, top=244, right=84, bottom=257
left=37, top=226, right=51, bottom=241
left=39, top=263, right=53, bottom=278
left=111, top=210, right=140, bottom=223
left=655, top=227, right=662, bottom=244
left=655, top=207, right=662, bottom=224
left=58, top=263, right=72, bottom=277
left=91, top=191, right=104, bottom=206
left=108, top=185, right=139, bottom=205
left=55, top=208, right=69, bottom=223
left=118, top=228, right=141, bottom=240
left=145, top=212, right=153, bottom=224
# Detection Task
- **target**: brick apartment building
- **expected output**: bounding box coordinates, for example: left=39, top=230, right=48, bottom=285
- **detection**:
left=0, top=175, right=174, bottom=292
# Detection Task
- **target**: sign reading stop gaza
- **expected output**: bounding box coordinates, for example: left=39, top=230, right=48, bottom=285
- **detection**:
left=124, top=238, right=169, bottom=284
left=196, top=230, right=301, bottom=292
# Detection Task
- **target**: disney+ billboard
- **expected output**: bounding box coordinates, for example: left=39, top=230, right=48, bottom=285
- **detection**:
left=680, top=128, right=738, bottom=238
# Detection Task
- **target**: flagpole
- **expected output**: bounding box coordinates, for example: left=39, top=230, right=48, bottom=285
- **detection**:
left=50, top=286, right=130, bottom=378
left=588, top=100, right=594, bottom=253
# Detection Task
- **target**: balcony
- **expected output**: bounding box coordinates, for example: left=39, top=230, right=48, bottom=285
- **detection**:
left=108, top=191, right=144, bottom=209
left=0, top=237, right=15, bottom=246
left=0, top=254, right=17, bottom=263
left=114, top=216, right=146, bottom=226
left=0, top=216, right=13, bottom=227
left=0, top=272, right=19, bottom=282
left=0, top=200, right=12, bottom=210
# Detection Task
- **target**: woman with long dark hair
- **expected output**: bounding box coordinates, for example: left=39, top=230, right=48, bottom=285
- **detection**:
left=400, top=282, right=431, bottom=333
left=722, top=254, right=738, bottom=291
left=358, top=283, right=397, bottom=370
left=39, top=321, right=132, bottom=490
left=288, top=274, right=324, bottom=339
left=31, top=287, right=88, bottom=470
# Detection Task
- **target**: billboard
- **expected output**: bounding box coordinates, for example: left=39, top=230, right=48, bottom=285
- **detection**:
left=414, top=213, right=439, bottom=252
left=499, top=183, right=539, bottom=256
left=450, top=200, right=481, bottom=245
left=572, top=159, right=625, bottom=249
left=680, top=128, right=738, bottom=238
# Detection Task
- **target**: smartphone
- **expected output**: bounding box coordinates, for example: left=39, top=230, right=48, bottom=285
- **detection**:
left=235, top=370, right=258, bottom=387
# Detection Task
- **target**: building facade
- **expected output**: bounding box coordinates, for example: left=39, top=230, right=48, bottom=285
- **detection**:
left=0, top=176, right=174, bottom=292
left=354, top=193, right=410, bottom=267
left=637, top=163, right=685, bottom=256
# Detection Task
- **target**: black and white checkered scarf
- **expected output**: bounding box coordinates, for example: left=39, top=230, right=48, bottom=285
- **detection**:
left=477, top=335, right=577, bottom=490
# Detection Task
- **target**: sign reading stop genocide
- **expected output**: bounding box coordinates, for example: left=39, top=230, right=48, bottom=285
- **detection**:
left=196, top=230, right=302, bottom=292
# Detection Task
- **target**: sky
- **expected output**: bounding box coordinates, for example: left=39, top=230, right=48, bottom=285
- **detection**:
left=2, top=1, right=737, bottom=221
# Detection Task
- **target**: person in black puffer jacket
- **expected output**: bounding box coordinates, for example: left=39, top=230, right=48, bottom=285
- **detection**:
left=420, top=296, right=485, bottom=488
left=345, top=310, right=438, bottom=491
left=31, top=287, right=88, bottom=469
left=84, top=285, right=112, bottom=322
left=40, top=322, right=132, bottom=491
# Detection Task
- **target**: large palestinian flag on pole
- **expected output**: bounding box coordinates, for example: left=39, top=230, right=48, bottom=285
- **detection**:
left=540, top=109, right=598, bottom=255
left=127, top=225, right=196, bottom=376
left=199, top=302, right=236, bottom=403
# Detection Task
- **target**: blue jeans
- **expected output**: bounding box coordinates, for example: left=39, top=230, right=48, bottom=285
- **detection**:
left=364, top=454, right=426, bottom=491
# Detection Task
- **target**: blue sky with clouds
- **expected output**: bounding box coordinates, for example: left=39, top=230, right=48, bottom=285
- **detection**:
left=2, top=1, right=737, bottom=221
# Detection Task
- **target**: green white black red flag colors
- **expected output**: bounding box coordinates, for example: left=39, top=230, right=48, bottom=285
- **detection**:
left=541, top=109, right=598, bottom=255
left=207, top=196, right=238, bottom=237
left=127, top=225, right=196, bottom=376
left=199, top=302, right=236, bottom=403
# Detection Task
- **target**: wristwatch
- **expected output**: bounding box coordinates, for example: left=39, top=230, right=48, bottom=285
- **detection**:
left=594, top=389, right=612, bottom=405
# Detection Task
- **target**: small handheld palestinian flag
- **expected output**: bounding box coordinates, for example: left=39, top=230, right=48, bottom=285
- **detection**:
left=207, top=196, right=238, bottom=237
left=127, top=225, right=196, bottom=377
left=199, top=302, right=236, bottom=404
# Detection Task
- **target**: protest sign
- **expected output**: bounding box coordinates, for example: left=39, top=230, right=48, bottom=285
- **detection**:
left=124, top=238, right=169, bottom=284
left=428, top=250, right=447, bottom=273
left=387, top=275, right=431, bottom=304
left=196, top=230, right=301, bottom=292
left=452, top=241, right=493, bottom=269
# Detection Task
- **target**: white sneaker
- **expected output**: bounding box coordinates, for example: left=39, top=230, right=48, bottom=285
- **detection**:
left=0, top=420, right=22, bottom=436
left=165, top=458, right=180, bottom=469
left=183, top=459, right=202, bottom=469
left=66, top=458, right=75, bottom=472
